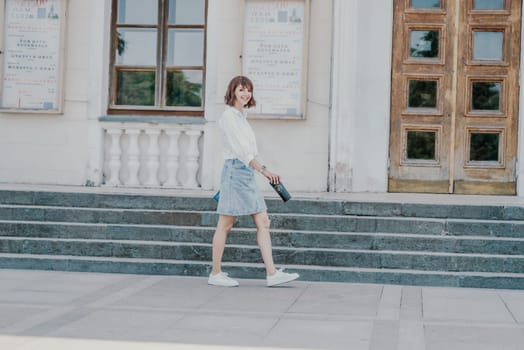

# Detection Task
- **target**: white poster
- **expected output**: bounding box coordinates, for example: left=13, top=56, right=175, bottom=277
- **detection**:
left=243, top=0, right=306, bottom=117
left=1, top=0, right=63, bottom=111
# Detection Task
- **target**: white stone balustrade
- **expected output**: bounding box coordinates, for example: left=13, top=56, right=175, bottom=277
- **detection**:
left=164, top=130, right=181, bottom=187
left=106, top=128, right=122, bottom=186
left=125, top=129, right=141, bottom=186
left=101, top=123, right=204, bottom=188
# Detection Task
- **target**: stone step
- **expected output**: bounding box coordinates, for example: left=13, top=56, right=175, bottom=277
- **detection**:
left=1, top=189, right=523, bottom=290
left=1, top=237, right=523, bottom=273
left=0, top=204, right=445, bottom=233
left=2, top=189, right=524, bottom=220
left=1, top=253, right=524, bottom=290
left=2, top=204, right=524, bottom=237
left=1, top=221, right=523, bottom=255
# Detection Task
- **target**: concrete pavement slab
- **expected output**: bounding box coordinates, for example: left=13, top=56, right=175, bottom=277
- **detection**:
left=47, top=308, right=186, bottom=342
left=400, top=286, right=422, bottom=320
left=0, top=305, right=48, bottom=328
left=422, top=288, right=516, bottom=324
left=376, top=285, right=402, bottom=321
left=108, top=276, right=221, bottom=310
left=261, top=318, right=372, bottom=350
left=162, top=313, right=277, bottom=346
left=397, top=321, right=425, bottom=350
left=499, top=291, right=524, bottom=324
left=1, top=269, right=524, bottom=350
left=200, top=281, right=305, bottom=314
left=424, top=325, right=524, bottom=350
left=287, top=283, right=382, bottom=317
left=368, top=320, right=399, bottom=350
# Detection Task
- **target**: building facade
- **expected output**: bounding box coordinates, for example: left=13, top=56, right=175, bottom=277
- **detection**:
left=0, top=0, right=523, bottom=196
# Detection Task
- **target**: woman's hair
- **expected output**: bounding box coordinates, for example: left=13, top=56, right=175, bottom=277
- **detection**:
left=224, top=75, right=257, bottom=108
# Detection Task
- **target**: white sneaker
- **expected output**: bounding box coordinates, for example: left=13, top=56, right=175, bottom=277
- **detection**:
left=208, top=272, right=239, bottom=287
left=267, top=269, right=299, bottom=287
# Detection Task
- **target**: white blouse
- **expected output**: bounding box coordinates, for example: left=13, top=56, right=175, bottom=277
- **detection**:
left=218, top=105, right=258, bottom=166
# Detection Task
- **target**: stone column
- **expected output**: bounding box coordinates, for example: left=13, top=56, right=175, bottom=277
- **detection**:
left=164, top=129, right=181, bottom=187
left=106, top=128, right=123, bottom=186
left=183, top=130, right=202, bottom=188
left=125, top=129, right=141, bottom=186
left=144, top=129, right=161, bottom=187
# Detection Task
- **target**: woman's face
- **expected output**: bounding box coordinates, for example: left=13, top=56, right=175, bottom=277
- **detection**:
left=233, top=84, right=252, bottom=107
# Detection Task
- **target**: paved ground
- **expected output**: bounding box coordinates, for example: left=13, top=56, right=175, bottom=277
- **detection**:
left=0, top=269, right=523, bottom=350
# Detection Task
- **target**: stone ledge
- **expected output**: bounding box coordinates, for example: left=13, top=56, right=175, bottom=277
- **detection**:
left=99, top=115, right=206, bottom=125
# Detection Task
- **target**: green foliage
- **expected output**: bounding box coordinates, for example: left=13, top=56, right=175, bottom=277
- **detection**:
left=116, top=71, right=155, bottom=106
left=166, top=71, right=202, bottom=107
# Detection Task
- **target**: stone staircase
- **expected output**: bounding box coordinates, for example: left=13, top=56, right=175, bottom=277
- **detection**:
left=0, top=189, right=523, bottom=289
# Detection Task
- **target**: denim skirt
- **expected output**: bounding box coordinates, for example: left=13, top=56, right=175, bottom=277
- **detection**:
left=217, top=159, right=267, bottom=216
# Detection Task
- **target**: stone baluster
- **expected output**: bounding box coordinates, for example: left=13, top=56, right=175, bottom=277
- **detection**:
left=144, top=129, right=161, bottom=186
left=164, top=129, right=181, bottom=187
left=106, top=128, right=123, bottom=186
left=183, top=130, right=202, bottom=188
left=124, top=129, right=141, bottom=186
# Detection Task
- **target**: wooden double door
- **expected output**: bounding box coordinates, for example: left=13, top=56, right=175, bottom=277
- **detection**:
left=389, top=0, right=522, bottom=194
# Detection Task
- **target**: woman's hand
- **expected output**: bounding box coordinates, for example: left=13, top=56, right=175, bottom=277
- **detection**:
left=262, top=169, right=280, bottom=184
left=248, top=159, right=280, bottom=184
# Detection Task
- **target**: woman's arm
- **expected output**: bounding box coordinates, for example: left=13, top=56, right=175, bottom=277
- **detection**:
left=249, top=158, right=280, bottom=184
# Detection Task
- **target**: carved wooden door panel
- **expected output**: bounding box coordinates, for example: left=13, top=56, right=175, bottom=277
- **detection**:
left=389, top=0, right=522, bottom=194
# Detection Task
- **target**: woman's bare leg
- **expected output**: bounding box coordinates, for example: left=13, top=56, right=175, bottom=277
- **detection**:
left=211, top=214, right=236, bottom=275
left=252, top=211, right=277, bottom=275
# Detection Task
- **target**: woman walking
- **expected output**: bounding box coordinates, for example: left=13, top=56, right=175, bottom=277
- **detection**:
left=208, top=76, right=299, bottom=287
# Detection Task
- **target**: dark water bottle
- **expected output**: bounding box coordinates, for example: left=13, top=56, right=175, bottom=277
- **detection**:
left=270, top=181, right=292, bottom=202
